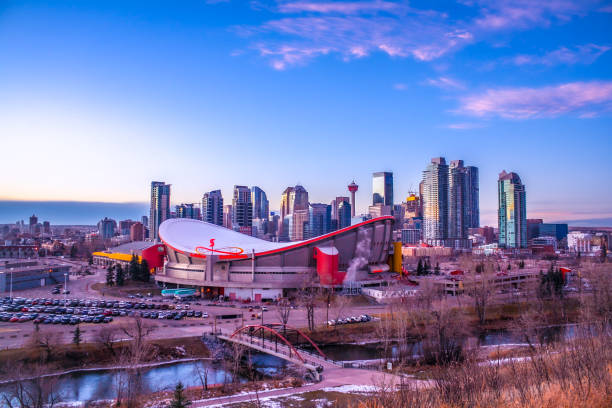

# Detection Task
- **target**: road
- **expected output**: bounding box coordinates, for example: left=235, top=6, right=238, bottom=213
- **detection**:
left=1, top=259, right=388, bottom=349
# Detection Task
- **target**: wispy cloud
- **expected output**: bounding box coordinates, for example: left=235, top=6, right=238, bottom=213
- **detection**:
left=457, top=81, right=612, bottom=119
left=472, top=0, right=600, bottom=31
left=444, top=122, right=485, bottom=130
left=511, top=44, right=610, bottom=66
left=425, top=76, right=465, bottom=90
left=278, top=1, right=402, bottom=14
left=393, top=83, right=408, bottom=91
left=226, top=1, right=607, bottom=69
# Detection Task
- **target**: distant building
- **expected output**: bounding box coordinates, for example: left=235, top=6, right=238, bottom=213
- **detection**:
left=176, top=203, right=199, bottom=220
left=130, top=222, right=144, bottom=241
left=527, top=219, right=544, bottom=240
left=465, top=166, right=479, bottom=228
left=119, top=219, right=137, bottom=236
left=337, top=200, right=352, bottom=229
left=404, top=193, right=421, bottom=218
left=368, top=204, right=392, bottom=218
left=401, top=229, right=421, bottom=245
left=97, top=217, right=117, bottom=240
left=150, top=181, right=171, bottom=241
left=251, top=186, right=269, bottom=221
left=0, top=260, right=70, bottom=292
left=331, top=196, right=349, bottom=223
left=498, top=170, right=527, bottom=248
left=536, top=223, right=568, bottom=241
left=202, top=190, right=224, bottom=226
left=567, top=231, right=593, bottom=253
left=348, top=181, right=359, bottom=217
left=290, top=185, right=309, bottom=213
left=42, top=221, right=51, bottom=235
left=308, top=203, right=332, bottom=238
left=29, top=215, right=38, bottom=235
left=372, top=172, right=393, bottom=206
left=289, top=210, right=309, bottom=241
left=232, top=186, right=252, bottom=228
left=223, top=205, right=233, bottom=229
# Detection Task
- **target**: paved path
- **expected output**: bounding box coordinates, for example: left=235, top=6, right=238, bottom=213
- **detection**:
left=193, top=367, right=408, bottom=407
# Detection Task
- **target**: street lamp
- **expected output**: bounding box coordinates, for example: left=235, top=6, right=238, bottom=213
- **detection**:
left=9, top=268, right=13, bottom=300
left=63, top=272, right=68, bottom=302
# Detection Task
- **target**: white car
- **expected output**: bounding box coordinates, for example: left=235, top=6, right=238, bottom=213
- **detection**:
left=202, top=312, right=209, bottom=318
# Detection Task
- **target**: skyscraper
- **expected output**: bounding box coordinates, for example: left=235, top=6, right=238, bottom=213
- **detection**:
left=498, top=170, right=527, bottom=249
left=223, top=204, right=233, bottom=229
left=290, top=185, right=309, bottom=213
left=422, top=158, right=449, bottom=245
left=232, top=185, right=252, bottom=228
left=150, top=181, right=171, bottom=241
left=289, top=209, right=309, bottom=241
left=331, top=196, right=349, bottom=221
left=337, top=200, right=352, bottom=229
left=280, top=187, right=294, bottom=222
left=465, top=166, right=480, bottom=228
left=449, top=160, right=468, bottom=240
left=202, top=190, right=224, bottom=226
left=372, top=172, right=393, bottom=206
left=251, top=186, right=269, bottom=221
left=308, top=203, right=332, bottom=238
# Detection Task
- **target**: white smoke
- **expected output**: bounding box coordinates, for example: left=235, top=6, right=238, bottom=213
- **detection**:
left=345, top=227, right=372, bottom=283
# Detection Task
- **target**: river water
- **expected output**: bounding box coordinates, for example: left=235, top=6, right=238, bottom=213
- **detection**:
left=0, top=353, right=287, bottom=405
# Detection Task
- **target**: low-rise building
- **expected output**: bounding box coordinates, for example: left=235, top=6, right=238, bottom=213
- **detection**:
left=0, top=260, right=70, bottom=292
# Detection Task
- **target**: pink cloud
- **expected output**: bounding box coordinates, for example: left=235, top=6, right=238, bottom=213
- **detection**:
left=511, top=44, right=610, bottom=66
left=425, top=76, right=465, bottom=90
left=458, top=81, right=612, bottom=119
left=472, top=0, right=600, bottom=31
left=278, top=1, right=402, bottom=14
left=445, top=122, right=485, bottom=129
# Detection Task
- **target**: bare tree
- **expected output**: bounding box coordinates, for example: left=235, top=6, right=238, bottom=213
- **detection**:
left=464, top=261, right=495, bottom=326
left=296, top=273, right=320, bottom=331
left=96, top=326, right=120, bottom=357
left=275, top=298, right=292, bottom=336
left=1, top=363, right=61, bottom=408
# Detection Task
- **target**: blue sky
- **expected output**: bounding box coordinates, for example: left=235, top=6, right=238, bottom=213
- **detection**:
left=1, top=0, right=611, bottom=226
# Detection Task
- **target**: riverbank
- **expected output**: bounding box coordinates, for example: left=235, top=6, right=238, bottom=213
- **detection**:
left=0, top=335, right=209, bottom=381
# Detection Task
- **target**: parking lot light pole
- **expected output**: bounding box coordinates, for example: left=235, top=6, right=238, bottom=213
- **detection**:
left=9, top=268, right=13, bottom=300
left=63, top=273, right=68, bottom=301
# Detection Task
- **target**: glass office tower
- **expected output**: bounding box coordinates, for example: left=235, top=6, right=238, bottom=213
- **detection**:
left=372, top=172, right=393, bottom=206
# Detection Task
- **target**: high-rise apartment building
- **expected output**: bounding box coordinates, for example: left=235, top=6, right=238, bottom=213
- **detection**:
left=202, top=190, right=224, bottom=226
left=498, top=170, right=527, bottom=249
left=465, top=166, right=480, bottom=228
left=150, top=181, right=171, bottom=241
left=251, top=186, right=269, bottom=221
left=308, top=203, right=332, bottom=238
left=449, top=160, right=468, bottom=240
left=232, top=185, right=252, bottom=228
left=422, top=158, right=449, bottom=245
left=372, top=172, right=393, bottom=206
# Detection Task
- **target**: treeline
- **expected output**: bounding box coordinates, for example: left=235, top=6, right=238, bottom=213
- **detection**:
left=106, top=255, right=150, bottom=287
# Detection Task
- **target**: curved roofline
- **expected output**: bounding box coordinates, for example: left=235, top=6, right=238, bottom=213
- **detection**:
left=160, top=216, right=394, bottom=259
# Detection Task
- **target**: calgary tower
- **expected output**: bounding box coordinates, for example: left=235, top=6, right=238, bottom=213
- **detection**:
left=348, top=180, right=358, bottom=218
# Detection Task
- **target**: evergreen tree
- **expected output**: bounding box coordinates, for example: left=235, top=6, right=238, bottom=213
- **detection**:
left=140, top=259, right=150, bottom=282
left=424, top=259, right=431, bottom=275
left=507, top=264, right=512, bottom=271
left=129, top=254, right=139, bottom=280
left=601, top=242, right=608, bottom=262
left=518, top=259, right=525, bottom=269
left=434, top=262, right=440, bottom=275
left=70, top=245, right=77, bottom=259
left=106, top=265, right=115, bottom=286
left=169, top=382, right=191, bottom=408
left=416, top=259, right=423, bottom=275
left=73, top=325, right=82, bottom=347
left=88, top=254, right=93, bottom=265
left=115, top=264, right=125, bottom=286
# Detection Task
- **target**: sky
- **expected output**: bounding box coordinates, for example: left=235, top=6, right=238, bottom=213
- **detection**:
left=1, top=0, right=611, bottom=226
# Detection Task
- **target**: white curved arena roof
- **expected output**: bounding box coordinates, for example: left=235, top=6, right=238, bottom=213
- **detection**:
left=159, top=218, right=291, bottom=255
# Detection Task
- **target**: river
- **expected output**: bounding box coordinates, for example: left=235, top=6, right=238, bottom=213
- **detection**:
left=0, top=353, right=287, bottom=405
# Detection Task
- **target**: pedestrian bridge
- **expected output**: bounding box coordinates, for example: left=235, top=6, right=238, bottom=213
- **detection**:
left=216, top=324, right=341, bottom=381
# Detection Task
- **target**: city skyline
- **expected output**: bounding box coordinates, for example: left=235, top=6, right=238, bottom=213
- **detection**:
left=1, top=1, right=611, bottom=226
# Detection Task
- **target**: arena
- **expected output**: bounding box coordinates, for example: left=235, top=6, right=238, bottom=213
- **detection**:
left=156, top=216, right=395, bottom=301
